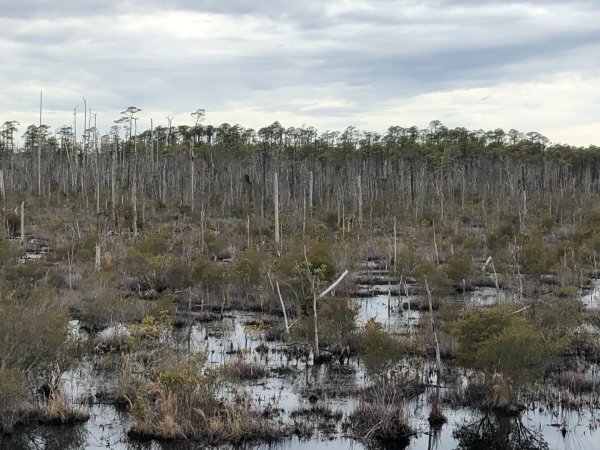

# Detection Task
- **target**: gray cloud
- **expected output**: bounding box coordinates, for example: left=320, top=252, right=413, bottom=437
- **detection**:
left=1, top=0, right=599, bottom=145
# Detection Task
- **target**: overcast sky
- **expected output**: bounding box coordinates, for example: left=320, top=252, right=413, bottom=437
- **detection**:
left=1, top=0, right=599, bottom=146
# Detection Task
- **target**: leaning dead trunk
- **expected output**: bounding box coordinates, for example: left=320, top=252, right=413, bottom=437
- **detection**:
left=276, top=281, right=290, bottom=337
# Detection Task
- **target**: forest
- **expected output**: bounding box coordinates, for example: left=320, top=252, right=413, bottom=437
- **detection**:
left=1, top=113, right=600, bottom=449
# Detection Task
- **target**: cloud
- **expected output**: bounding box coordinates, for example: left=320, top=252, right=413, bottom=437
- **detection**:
left=0, top=1, right=599, bottom=146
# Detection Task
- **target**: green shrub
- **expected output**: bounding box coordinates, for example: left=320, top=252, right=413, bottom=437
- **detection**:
left=518, top=235, right=557, bottom=276
left=127, top=312, right=173, bottom=351
left=306, top=242, right=337, bottom=283
left=125, top=250, right=193, bottom=292
left=231, top=247, right=267, bottom=292
left=316, top=296, right=358, bottom=349
left=452, top=307, right=515, bottom=367
left=164, top=259, right=194, bottom=290
left=0, top=367, right=29, bottom=431
left=291, top=296, right=358, bottom=350
left=413, top=260, right=451, bottom=295
left=194, top=258, right=227, bottom=291
left=359, top=319, right=404, bottom=375
left=0, top=239, right=19, bottom=266
left=3, top=261, right=46, bottom=289
left=475, top=322, right=553, bottom=384
left=0, top=301, right=71, bottom=375
left=444, top=253, right=474, bottom=285
left=136, top=229, right=171, bottom=256
left=452, top=306, right=559, bottom=384
left=4, top=210, right=21, bottom=238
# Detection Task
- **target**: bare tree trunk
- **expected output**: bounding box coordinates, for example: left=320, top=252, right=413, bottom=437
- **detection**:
left=111, top=147, right=116, bottom=222
left=425, top=279, right=442, bottom=375
left=312, top=290, right=320, bottom=360
left=357, top=174, right=363, bottom=229
left=274, top=171, right=280, bottom=244
left=433, top=220, right=440, bottom=266
left=200, top=206, right=205, bottom=253
left=276, top=282, right=290, bottom=336
left=132, top=165, right=138, bottom=238
left=67, top=246, right=73, bottom=289
left=393, top=217, right=397, bottom=271
left=309, top=170, right=313, bottom=212
left=302, top=192, right=306, bottom=239
left=246, top=214, right=250, bottom=248
left=150, top=118, right=155, bottom=173
left=190, top=142, right=195, bottom=212
left=95, top=244, right=101, bottom=271
left=0, top=170, right=5, bottom=203
left=94, top=114, right=100, bottom=215
left=38, top=91, right=42, bottom=196
left=20, top=201, right=25, bottom=245
left=425, top=278, right=445, bottom=424
left=261, top=143, right=267, bottom=219
left=162, top=160, right=167, bottom=205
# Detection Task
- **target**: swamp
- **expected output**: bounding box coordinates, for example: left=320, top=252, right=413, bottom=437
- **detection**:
left=2, top=120, right=600, bottom=449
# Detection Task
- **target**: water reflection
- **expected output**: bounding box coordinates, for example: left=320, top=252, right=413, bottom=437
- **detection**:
left=452, top=414, right=548, bottom=450
left=10, top=285, right=600, bottom=449
left=1, top=423, right=86, bottom=450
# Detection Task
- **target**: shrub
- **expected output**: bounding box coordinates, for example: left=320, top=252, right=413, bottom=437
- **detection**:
left=4, top=210, right=21, bottom=238
left=306, top=242, right=336, bottom=283
left=135, top=230, right=171, bottom=256
left=452, top=306, right=559, bottom=384
left=346, top=403, right=412, bottom=449
left=359, top=320, right=404, bottom=375
left=276, top=241, right=336, bottom=286
left=518, top=235, right=557, bottom=276
left=125, top=251, right=193, bottom=292
left=3, top=261, right=46, bottom=289
left=0, top=301, right=71, bottom=375
left=316, top=296, right=358, bottom=349
left=444, top=253, right=474, bottom=286
left=194, top=258, right=227, bottom=292
left=474, top=323, right=552, bottom=385
left=231, top=247, right=268, bottom=292
left=413, top=259, right=451, bottom=296
left=127, top=312, right=173, bottom=351
left=0, top=367, right=28, bottom=432
left=0, top=238, right=19, bottom=266
left=291, top=296, right=358, bottom=351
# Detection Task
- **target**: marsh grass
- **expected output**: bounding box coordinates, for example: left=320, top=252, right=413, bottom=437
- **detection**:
left=345, top=403, right=413, bottom=449
left=128, top=362, right=289, bottom=445
left=221, top=358, right=269, bottom=381
left=36, top=392, right=90, bottom=425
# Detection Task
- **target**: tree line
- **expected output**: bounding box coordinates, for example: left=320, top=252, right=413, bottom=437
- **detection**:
left=1, top=115, right=599, bottom=231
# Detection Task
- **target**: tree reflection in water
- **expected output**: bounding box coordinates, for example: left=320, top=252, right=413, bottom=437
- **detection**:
left=453, top=414, right=548, bottom=450
left=0, top=424, right=86, bottom=450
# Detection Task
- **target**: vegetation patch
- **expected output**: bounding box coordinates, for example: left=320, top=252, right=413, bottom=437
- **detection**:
left=345, top=403, right=413, bottom=449
left=35, top=393, right=90, bottom=426
left=128, top=362, right=289, bottom=445
left=221, top=359, right=269, bottom=381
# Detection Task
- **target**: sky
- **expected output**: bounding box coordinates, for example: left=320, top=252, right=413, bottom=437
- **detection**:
left=1, top=0, right=599, bottom=146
